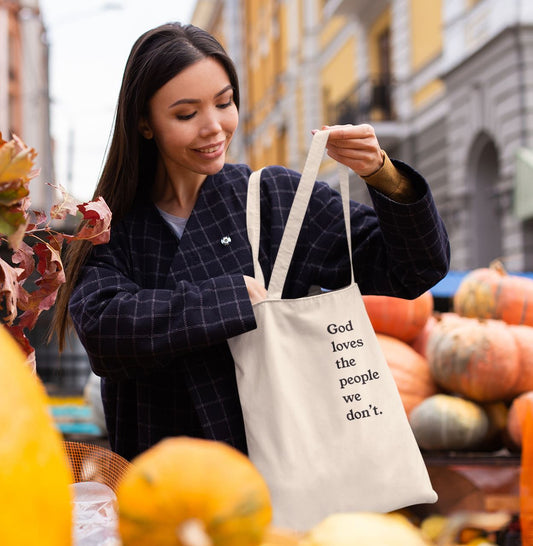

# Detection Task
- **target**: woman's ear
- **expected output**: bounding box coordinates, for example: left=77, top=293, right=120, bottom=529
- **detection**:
left=138, top=117, right=153, bottom=139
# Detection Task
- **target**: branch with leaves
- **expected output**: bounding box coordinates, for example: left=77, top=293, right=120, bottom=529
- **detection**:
left=0, top=134, right=111, bottom=370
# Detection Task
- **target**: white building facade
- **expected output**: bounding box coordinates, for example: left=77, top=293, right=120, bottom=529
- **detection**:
left=330, top=0, right=533, bottom=271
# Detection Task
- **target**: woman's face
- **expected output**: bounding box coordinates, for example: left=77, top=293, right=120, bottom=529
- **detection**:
left=142, top=57, right=239, bottom=183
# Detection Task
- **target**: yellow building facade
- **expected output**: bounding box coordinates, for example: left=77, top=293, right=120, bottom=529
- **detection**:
left=192, top=0, right=445, bottom=175
left=193, top=0, right=533, bottom=272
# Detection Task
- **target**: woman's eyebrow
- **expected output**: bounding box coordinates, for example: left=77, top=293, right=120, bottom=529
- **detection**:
left=168, top=85, right=234, bottom=109
left=214, top=84, right=234, bottom=98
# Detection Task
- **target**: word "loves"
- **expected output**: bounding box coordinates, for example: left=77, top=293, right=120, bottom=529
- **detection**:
left=331, top=339, right=364, bottom=352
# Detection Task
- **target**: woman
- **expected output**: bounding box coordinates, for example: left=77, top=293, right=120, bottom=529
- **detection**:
left=52, top=22, right=449, bottom=461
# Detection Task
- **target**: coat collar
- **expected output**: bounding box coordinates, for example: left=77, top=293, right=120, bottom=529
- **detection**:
left=131, top=165, right=255, bottom=287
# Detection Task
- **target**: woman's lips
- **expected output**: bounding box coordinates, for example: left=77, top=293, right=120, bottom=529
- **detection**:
left=193, top=141, right=225, bottom=157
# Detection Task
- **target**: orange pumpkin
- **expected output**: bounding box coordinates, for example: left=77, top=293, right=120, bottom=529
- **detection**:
left=506, top=391, right=533, bottom=448
left=377, top=333, right=439, bottom=416
left=478, top=402, right=509, bottom=451
left=453, top=260, right=533, bottom=326
left=426, top=316, right=520, bottom=402
left=117, top=436, right=272, bottom=546
left=410, top=314, right=438, bottom=358
left=363, top=291, right=434, bottom=343
left=508, top=325, right=533, bottom=397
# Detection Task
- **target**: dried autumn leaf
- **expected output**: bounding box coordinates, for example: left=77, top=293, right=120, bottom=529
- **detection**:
left=0, top=257, right=24, bottom=326
left=26, top=209, right=48, bottom=232
left=0, top=205, right=27, bottom=237
left=49, top=183, right=82, bottom=220
left=17, top=239, right=65, bottom=331
left=0, top=134, right=113, bottom=360
left=0, top=180, right=30, bottom=206
left=49, top=184, right=111, bottom=243
left=0, top=135, right=35, bottom=249
left=11, top=240, right=35, bottom=283
left=0, top=134, right=37, bottom=183
left=0, top=138, right=15, bottom=173
left=63, top=196, right=112, bottom=244
left=5, top=323, right=36, bottom=368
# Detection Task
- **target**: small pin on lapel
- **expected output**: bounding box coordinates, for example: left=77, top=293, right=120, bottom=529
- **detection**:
left=220, top=236, right=232, bottom=246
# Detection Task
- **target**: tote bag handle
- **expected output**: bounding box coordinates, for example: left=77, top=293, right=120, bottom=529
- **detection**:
left=247, top=129, right=354, bottom=298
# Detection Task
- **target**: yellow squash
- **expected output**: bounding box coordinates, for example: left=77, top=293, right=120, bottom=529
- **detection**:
left=0, top=325, right=72, bottom=545
left=260, top=528, right=303, bottom=545
left=300, top=512, right=432, bottom=546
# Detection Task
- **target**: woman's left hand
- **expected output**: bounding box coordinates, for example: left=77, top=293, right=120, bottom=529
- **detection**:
left=316, top=124, right=385, bottom=178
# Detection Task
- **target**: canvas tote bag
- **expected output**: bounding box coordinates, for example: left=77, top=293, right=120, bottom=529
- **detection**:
left=228, top=130, right=437, bottom=531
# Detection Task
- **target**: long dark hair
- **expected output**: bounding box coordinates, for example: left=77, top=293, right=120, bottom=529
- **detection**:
left=51, top=22, right=240, bottom=349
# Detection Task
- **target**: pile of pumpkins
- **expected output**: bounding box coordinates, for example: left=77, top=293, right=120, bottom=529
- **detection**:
left=3, top=259, right=533, bottom=545
left=0, top=295, right=525, bottom=545
left=0, top=326, right=440, bottom=545
left=0, top=320, right=509, bottom=546
left=364, top=259, right=533, bottom=453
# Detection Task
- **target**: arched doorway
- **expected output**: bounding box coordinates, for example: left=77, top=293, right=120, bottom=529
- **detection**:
left=467, top=132, right=502, bottom=268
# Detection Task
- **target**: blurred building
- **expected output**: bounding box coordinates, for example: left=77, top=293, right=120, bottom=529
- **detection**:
left=192, top=0, right=533, bottom=272
left=1, top=0, right=89, bottom=394
left=0, top=0, right=54, bottom=212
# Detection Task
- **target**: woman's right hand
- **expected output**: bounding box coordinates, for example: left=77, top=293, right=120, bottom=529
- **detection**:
left=244, top=275, right=267, bottom=305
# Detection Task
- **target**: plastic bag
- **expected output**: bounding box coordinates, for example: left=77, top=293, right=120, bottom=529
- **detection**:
left=70, top=481, right=120, bottom=545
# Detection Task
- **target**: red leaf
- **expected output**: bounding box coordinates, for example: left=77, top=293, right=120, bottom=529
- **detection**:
left=5, top=323, right=36, bottom=365
left=26, top=209, right=48, bottom=231
left=0, top=257, right=24, bottom=325
left=0, top=136, right=112, bottom=357
left=11, top=240, right=35, bottom=283
left=63, top=196, right=112, bottom=245
left=17, top=239, right=65, bottom=330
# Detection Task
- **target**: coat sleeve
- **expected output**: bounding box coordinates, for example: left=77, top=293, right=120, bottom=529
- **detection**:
left=68, top=225, right=256, bottom=380
left=303, top=160, right=450, bottom=298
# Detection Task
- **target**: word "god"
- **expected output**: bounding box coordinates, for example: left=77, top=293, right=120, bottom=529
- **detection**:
left=326, top=320, right=354, bottom=334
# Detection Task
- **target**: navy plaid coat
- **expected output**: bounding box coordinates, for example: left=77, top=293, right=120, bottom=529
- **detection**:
left=69, top=161, right=450, bottom=460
